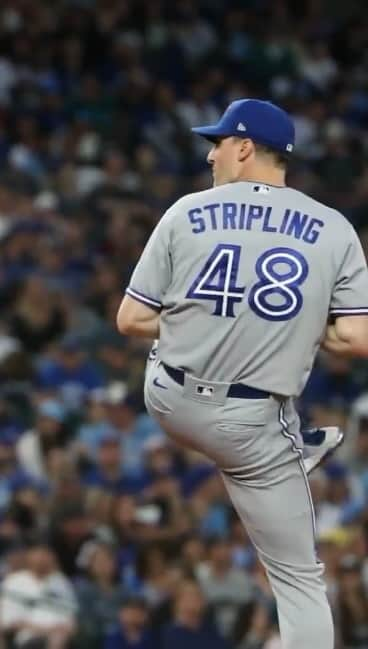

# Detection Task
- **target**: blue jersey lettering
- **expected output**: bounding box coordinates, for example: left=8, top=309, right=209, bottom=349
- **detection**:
left=188, top=208, right=205, bottom=234
left=222, top=202, right=237, bottom=229
left=246, top=205, right=263, bottom=230
left=262, top=206, right=277, bottom=233
left=187, top=204, right=324, bottom=244
left=302, top=218, right=324, bottom=244
left=286, top=211, right=309, bottom=239
left=203, top=203, right=220, bottom=230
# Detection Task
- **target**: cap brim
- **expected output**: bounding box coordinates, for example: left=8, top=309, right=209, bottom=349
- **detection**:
left=191, top=125, right=230, bottom=142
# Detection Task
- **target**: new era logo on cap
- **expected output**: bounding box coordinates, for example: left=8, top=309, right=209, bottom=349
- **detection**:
left=237, top=122, right=246, bottom=131
left=286, top=143, right=293, bottom=152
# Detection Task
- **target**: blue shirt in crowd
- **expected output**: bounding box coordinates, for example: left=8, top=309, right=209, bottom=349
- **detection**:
left=161, top=622, right=231, bottom=649
left=103, top=627, right=156, bottom=649
left=77, top=414, right=163, bottom=477
left=36, top=358, right=104, bottom=391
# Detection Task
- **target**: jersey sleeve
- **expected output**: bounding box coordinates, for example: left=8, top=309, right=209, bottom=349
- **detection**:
left=126, top=211, right=172, bottom=311
left=330, top=226, right=368, bottom=316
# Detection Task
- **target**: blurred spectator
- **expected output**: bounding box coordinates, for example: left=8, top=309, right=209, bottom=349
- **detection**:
left=0, top=398, right=24, bottom=439
left=75, top=384, right=161, bottom=478
left=103, top=597, right=155, bottom=649
left=134, top=546, right=179, bottom=607
left=98, top=150, right=141, bottom=195
left=82, top=430, right=141, bottom=494
left=315, top=532, right=343, bottom=612
left=232, top=601, right=276, bottom=649
left=16, top=400, right=68, bottom=482
left=346, top=405, right=368, bottom=501
left=161, top=578, right=230, bottom=649
left=300, top=354, right=361, bottom=426
left=316, top=462, right=365, bottom=535
left=48, top=504, right=92, bottom=578
left=184, top=463, right=230, bottom=537
left=8, top=276, right=66, bottom=354
left=179, top=536, right=206, bottom=576
left=299, top=41, right=338, bottom=92
left=0, top=430, right=45, bottom=515
left=177, top=81, right=221, bottom=158
left=0, top=328, right=33, bottom=383
left=8, top=484, right=45, bottom=540
left=85, top=263, right=122, bottom=320
left=141, top=434, right=176, bottom=472
left=197, top=537, right=255, bottom=638
left=0, top=1, right=367, bottom=646
left=35, top=334, right=104, bottom=406
left=0, top=541, right=76, bottom=649
left=250, top=561, right=277, bottom=619
left=337, top=554, right=368, bottom=648
left=0, top=514, right=24, bottom=578
left=104, top=388, right=163, bottom=478
left=112, top=494, right=144, bottom=590
left=75, top=540, right=126, bottom=649
left=228, top=514, right=256, bottom=571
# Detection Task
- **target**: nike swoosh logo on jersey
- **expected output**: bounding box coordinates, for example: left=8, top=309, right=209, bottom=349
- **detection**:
left=153, top=377, right=168, bottom=390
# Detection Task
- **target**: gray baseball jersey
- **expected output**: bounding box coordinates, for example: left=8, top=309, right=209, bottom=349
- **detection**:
left=127, top=181, right=368, bottom=396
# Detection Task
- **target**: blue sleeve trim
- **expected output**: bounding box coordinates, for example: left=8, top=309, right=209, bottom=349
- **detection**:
left=126, top=287, right=162, bottom=311
left=330, top=307, right=368, bottom=315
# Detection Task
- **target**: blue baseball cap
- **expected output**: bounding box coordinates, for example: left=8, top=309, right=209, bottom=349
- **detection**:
left=192, top=98, right=295, bottom=154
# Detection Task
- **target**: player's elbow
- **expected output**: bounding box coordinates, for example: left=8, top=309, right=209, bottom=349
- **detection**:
left=116, top=294, right=144, bottom=335
left=116, top=309, right=134, bottom=335
left=116, top=300, right=133, bottom=334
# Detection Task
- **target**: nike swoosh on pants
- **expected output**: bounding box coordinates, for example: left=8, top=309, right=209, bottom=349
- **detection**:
left=153, top=377, right=168, bottom=390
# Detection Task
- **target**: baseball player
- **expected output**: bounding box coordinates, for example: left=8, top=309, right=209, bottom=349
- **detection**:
left=145, top=338, right=343, bottom=474
left=117, top=99, right=368, bottom=649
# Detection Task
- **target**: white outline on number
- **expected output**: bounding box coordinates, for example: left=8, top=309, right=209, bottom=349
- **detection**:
left=194, top=248, right=242, bottom=316
left=253, top=252, right=303, bottom=317
left=222, top=248, right=234, bottom=316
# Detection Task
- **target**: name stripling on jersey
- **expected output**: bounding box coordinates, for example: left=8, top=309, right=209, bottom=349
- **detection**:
left=187, top=202, right=324, bottom=244
left=126, top=182, right=368, bottom=396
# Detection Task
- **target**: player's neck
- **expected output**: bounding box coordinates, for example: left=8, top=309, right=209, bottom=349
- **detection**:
left=237, top=165, right=286, bottom=188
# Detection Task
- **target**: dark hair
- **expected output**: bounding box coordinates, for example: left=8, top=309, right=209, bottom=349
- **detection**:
left=254, top=143, right=290, bottom=169
left=120, top=596, right=149, bottom=611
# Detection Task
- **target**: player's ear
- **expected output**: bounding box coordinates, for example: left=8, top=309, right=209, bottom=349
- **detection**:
left=238, top=138, right=254, bottom=162
left=207, top=144, right=216, bottom=164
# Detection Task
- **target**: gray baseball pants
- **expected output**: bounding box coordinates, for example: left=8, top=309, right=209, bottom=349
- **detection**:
left=144, top=360, right=334, bottom=649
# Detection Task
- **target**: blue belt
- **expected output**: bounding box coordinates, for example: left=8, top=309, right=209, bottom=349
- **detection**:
left=162, top=363, right=270, bottom=400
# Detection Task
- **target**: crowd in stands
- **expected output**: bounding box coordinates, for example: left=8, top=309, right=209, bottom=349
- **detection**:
left=0, top=1, right=368, bottom=647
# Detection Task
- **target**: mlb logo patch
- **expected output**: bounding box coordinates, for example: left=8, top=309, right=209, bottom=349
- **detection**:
left=253, top=185, right=270, bottom=194
left=196, top=385, right=214, bottom=397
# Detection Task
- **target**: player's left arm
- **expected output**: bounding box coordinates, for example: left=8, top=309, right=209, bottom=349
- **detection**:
left=116, top=206, right=173, bottom=339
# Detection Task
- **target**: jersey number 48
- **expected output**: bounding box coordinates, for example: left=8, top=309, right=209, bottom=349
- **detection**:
left=185, top=243, right=309, bottom=321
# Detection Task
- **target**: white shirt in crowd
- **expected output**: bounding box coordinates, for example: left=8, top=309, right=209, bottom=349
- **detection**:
left=0, top=569, right=77, bottom=644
